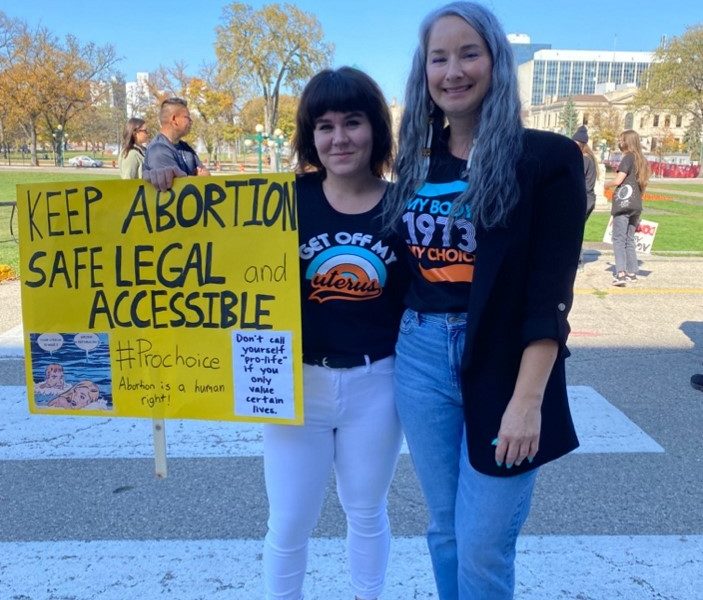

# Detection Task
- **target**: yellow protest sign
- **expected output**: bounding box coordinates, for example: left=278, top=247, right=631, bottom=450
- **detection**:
left=17, top=174, right=303, bottom=424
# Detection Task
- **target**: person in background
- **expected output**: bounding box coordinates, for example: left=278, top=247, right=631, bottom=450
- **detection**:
left=386, top=2, right=585, bottom=598
left=118, top=117, right=149, bottom=179
left=605, top=129, right=650, bottom=287
left=262, top=67, right=406, bottom=600
left=572, top=125, right=597, bottom=219
left=572, top=125, right=598, bottom=268
left=142, top=97, right=210, bottom=189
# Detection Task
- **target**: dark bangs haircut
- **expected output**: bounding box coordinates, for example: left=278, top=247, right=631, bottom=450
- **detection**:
left=294, top=66, right=393, bottom=177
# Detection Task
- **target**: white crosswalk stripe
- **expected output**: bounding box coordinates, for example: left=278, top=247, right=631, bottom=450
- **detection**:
left=0, top=385, right=662, bottom=459
left=0, top=375, right=695, bottom=599
left=1, top=536, right=699, bottom=599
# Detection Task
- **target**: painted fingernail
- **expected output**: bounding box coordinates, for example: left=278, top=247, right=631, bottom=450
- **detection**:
left=496, top=460, right=502, bottom=467
left=528, top=457, right=534, bottom=464
left=506, top=463, right=513, bottom=469
left=491, top=438, right=499, bottom=446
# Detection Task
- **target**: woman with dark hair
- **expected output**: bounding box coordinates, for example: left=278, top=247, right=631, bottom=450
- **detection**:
left=572, top=125, right=598, bottom=267
left=118, top=117, right=149, bottom=179
left=262, top=66, right=406, bottom=600
left=386, top=2, right=585, bottom=598
left=573, top=125, right=598, bottom=219
left=605, top=128, right=650, bottom=286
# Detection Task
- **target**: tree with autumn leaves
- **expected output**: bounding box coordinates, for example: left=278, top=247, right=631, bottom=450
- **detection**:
left=0, top=3, right=333, bottom=164
left=150, top=2, right=332, bottom=165
left=635, top=25, right=703, bottom=161
left=215, top=2, right=332, bottom=137
left=0, top=11, right=118, bottom=165
left=147, top=62, right=241, bottom=165
left=0, top=16, right=50, bottom=165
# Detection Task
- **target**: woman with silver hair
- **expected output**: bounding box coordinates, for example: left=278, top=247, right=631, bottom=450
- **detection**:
left=387, top=2, right=585, bottom=598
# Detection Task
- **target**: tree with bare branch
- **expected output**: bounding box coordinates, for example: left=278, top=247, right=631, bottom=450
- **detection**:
left=215, top=2, right=332, bottom=136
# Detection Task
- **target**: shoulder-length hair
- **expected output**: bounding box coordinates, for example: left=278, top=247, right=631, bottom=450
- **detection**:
left=620, top=129, right=650, bottom=191
left=293, top=66, right=393, bottom=178
left=121, top=117, right=145, bottom=158
left=387, top=1, right=523, bottom=230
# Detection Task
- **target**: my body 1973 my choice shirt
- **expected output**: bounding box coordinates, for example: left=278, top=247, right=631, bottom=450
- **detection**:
left=401, top=147, right=477, bottom=313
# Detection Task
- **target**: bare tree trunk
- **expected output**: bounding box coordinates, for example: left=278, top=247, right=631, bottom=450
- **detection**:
left=0, top=119, right=7, bottom=165
left=29, top=119, right=38, bottom=166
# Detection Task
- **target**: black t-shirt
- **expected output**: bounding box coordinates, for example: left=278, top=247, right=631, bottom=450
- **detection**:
left=613, top=153, right=643, bottom=215
left=297, top=172, right=406, bottom=358
left=400, top=149, right=477, bottom=313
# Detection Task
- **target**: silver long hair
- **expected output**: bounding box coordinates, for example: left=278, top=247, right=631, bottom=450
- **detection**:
left=387, top=1, right=523, bottom=230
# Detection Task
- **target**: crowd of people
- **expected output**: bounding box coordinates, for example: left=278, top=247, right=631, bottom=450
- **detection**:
left=122, top=2, right=682, bottom=598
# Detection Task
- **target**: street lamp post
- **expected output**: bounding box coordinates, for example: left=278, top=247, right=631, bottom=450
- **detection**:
left=245, top=124, right=286, bottom=173
left=270, top=128, right=287, bottom=172
left=52, top=125, right=65, bottom=167
left=254, top=123, right=265, bottom=174
left=243, top=138, right=253, bottom=171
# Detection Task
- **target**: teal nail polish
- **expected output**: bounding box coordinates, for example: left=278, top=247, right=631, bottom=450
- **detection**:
left=528, top=457, right=534, bottom=464
left=506, top=463, right=513, bottom=469
left=491, top=438, right=499, bottom=446
left=496, top=460, right=502, bottom=467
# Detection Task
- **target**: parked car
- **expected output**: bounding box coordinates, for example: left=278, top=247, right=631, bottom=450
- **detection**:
left=68, top=155, right=103, bottom=167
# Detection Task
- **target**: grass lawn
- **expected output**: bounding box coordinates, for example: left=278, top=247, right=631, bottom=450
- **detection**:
left=0, top=170, right=116, bottom=202
left=0, top=203, right=19, bottom=277
left=585, top=199, right=703, bottom=253
left=647, top=182, right=703, bottom=194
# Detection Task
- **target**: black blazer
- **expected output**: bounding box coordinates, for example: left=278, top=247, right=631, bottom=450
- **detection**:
left=461, top=129, right=586, bottom=476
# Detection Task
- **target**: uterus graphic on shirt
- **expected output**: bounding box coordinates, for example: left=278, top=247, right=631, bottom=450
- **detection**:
left=403, top=180, right=477, bottom=284
left=301, top=232, right=397, bottom=303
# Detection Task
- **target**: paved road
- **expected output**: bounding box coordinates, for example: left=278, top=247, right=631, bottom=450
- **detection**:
left=0, top=250, right=702, bottom=599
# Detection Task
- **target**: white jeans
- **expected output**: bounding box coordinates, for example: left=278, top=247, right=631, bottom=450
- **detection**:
left=263, top=357, right=402, bottom=600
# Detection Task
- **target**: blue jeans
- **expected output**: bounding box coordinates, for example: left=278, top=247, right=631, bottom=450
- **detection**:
left=394, top=309, right=538, bottom=600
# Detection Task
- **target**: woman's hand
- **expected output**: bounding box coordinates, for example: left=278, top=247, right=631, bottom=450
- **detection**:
left=494, top=394, right=542, bottom=468
left=604, top=171, right=626, bottom=189
left=493, top=338, right=558, bottom=469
